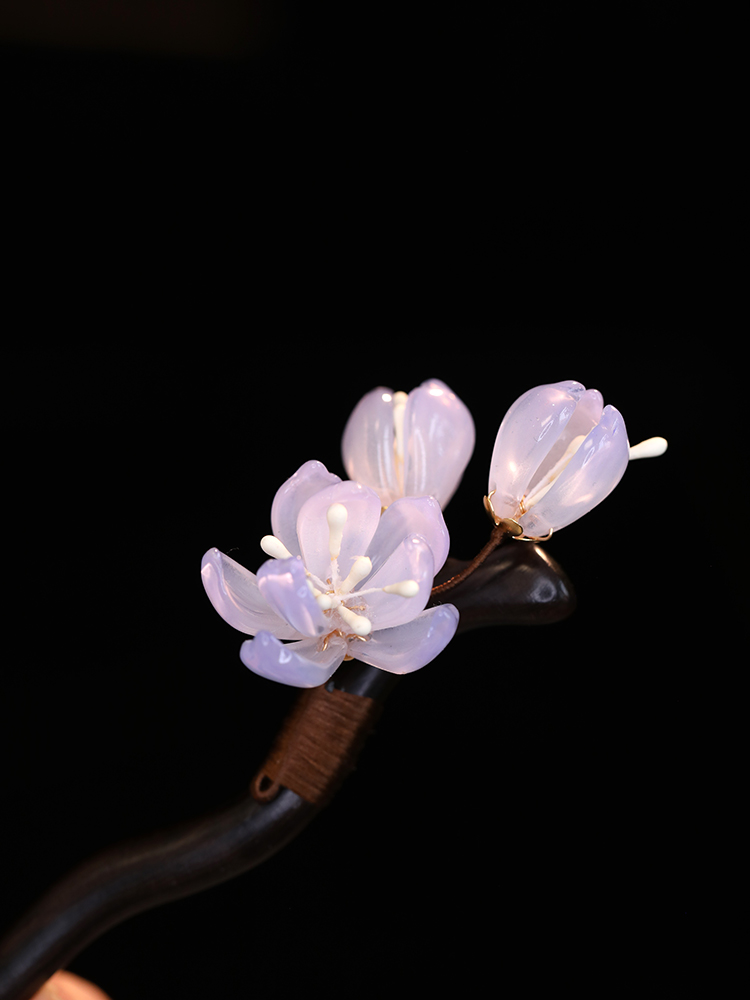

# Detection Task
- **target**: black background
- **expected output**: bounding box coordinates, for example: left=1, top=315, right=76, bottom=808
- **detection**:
left=1, top=4, right=732, bottom=997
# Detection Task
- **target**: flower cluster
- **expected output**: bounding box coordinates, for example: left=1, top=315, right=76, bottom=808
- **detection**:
left=202, top=378, right=665, bottom=687
left=202, top=460, right=458, bottom=688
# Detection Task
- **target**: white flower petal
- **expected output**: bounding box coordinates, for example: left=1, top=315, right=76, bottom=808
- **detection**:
left=341, top=387, right=401, bottom=508
left=200, top=548, right=303, bottom=639
left=239, top=632, right=348, bottom=688
left=519, top=404, right=630, bottom=536
left=529, top=388, right=603, bottom=489
left=367, top=495, right=450, bottom=576
left=270, top=460, right=342, bottom=557
left=488, top=380, right=585, bottom=522
left=256, top=556, right=328, bottom=638
left=352, top=605, right=460, bottom=675
left=402, top=378, right=475, bottom=509
left=360, top=533, right=434, bottom=630
left=296, top=480, right=382, bottom=584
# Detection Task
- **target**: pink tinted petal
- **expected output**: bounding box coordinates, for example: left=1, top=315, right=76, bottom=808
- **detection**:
left=341, top=387, right=400, bottom=507
left=531, top=388, right=604, bottom=487
left=402, top=379, right=475, bottom=508
left=257, top=556, right=328, bottom=638
left=270, top=460, right=341, bottom=557
left=361, top=534, right=435, bottom=630
left=367, top=495, right=449, bottom=576
left=488, top=380, right=585, bottom=520
left=297, top=480, right=382, bottom=583
left=240, top=632, right=347, bottom=688
left=520, top=404, right=630, bottom=536
left=200, top=548, right=302, bottom=639
left=352, top=604, right=459, bottom=674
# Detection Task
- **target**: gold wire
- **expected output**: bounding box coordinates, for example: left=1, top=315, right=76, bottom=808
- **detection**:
left=482, top=492, right=553, bottom=542
left=319, top=630, right=369, bottom=652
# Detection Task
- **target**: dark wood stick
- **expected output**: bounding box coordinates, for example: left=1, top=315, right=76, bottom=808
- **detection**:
left=0, top=544, right=574, bottom=999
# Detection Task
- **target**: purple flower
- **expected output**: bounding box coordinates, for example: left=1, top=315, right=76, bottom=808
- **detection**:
left=201, top=460, right=458, bottom=688
left=486, top=380, right=665, bottom=538
left=341, top=378, right=475, bottom=509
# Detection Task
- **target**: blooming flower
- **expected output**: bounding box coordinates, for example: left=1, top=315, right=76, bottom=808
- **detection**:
left=201, top=460, right=459, bottom=688
left=486, top=379, right=665, bottom=538
left=341, top=378, right=475, bottom=509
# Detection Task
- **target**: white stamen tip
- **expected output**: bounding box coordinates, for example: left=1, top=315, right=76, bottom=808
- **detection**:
left=260, top=535, right=293, bottom=560
left=327, top=503, right=348, bottom=559
left=393, top=391, right=409, bottom=461
left=315, top=592, right=335, bottom=611
left=628, top=436, right=668, bottom=460
left=338, top=605, right=372, bottom=636
left=340, top=556, right=372, bottom=594
left=383, top=579, right=420, bottom=598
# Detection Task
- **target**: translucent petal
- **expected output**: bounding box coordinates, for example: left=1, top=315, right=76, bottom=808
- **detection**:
left=402, top=379, right=475, bottom=508
left=256, top=556, right=328, bottom=638
left=240, top=632, right=348, bottom=688
left=352, top=604, right=460, bottom=674
left=200, top=548, right=303, bottom=639
left=366, top=495, right=449, bottom=577
left=488, top=380, right=585, bottom=521
left=341, top=387, right=400, bottom=508
left=519, top=404, right=630, bottom=536
left=528, top=388, right=603, bottom=491
left=360, top=534, right=435, bottom=630
left=297, top=480, right=382, bottom=584
left=270, top=460, right=341, bottom=557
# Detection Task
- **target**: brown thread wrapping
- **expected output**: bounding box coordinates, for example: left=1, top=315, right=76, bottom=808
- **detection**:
left=251, top=685, right=383, bottom=806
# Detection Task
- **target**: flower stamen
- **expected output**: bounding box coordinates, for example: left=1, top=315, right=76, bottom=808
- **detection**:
left=382, top=579, right=420, bottom=597
left=327, top=502, right=348, bottom=590
left=260, top=535, right=293, bottom=560
left=338, top=604, right=372, bottom=637
left=392, top=390, right=408, bottom=495
left=523, top=434, right=586, bottom=512
left=393, top=391, right=409, bottom=461
left=326, top=503, right=347, bottom=560
left=339, top=556, right=372, bottom=594
left=258, top=489, right=427, bottom=655
left=628, top=436, right=668, bottom=460
left=354, top=578, right=419, bottom=598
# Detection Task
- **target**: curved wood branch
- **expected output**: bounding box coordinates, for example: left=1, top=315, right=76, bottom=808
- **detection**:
left=0, top=657, right=399, bottom=1000
left=0, top=542, right=574, bottom=999
left=0, top=790, right=316, bottom=1000
left=431, top=536, right=576, bottom=628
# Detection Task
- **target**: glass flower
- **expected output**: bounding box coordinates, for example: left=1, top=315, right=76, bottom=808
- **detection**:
left=341, top=378, right=475, bottom=509
left=201, top=460, right=459, bottom=688
left=487, top=379, right=633, bottom=538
